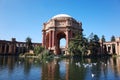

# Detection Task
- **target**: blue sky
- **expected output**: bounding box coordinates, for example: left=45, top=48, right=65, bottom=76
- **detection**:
left=0, top=0, right=120, bottom=43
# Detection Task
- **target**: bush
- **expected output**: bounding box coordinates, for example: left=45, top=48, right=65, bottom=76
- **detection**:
left=34, top=46, right=45, bottom=55
left=38, top=49, right=54, bottom=60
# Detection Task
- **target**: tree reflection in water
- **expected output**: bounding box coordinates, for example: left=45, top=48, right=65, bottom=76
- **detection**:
left=0, top=56, right=120, bottom=80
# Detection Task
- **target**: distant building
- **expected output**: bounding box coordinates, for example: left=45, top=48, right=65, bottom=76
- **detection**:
left=100, top=37, right=120, bottom=55
left=0, top=38, right=41, bottom=55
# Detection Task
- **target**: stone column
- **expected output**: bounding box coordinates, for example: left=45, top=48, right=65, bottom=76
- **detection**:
left=13, top=44, right=16, bottom=54
left=49, top=31, right=52, bottom=49
left=51, top=31, right=53, bottom=48
left=8, top=44, right=12, bottom=53
left=52, top=29, right=55, bottom=47
left=53, top=30, right=57, bottom=55
left=106, top=45, right=109, bottom=53
left=18, top=44, right=20, bottom=53
left=21, top=44, right=24, bottom=53
left=66, top=29, right=70, bottom=48
left=115, top=43, right=118, bottom=54
left=118, top=42, right=120, bottom=55
left=10, top=44, right=13, bottom=53
left=4, top=44, right=7, bottom=54
left=0, top=44, right=2, bottom=53
left=115, top=42, right=119, bottom=55
left=110, top=44, right=113, bottom=54
left=42, top=30, right=46, bottom=47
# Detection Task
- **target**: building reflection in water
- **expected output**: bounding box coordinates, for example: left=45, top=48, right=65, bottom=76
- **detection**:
left=1, top=56, right=120, bottom=80
left=41, top=59, right=60, bottom=80
left=41, top=59, right=86, bottom=80
left=0, top=56, right=16, bottom=73
left=0, top=56, right=39, bottom=75
left=41, top=58, right=120, bottom=80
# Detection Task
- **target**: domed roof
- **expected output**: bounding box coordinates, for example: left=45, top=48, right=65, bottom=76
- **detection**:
left=52, top=14, right=72, bottom=19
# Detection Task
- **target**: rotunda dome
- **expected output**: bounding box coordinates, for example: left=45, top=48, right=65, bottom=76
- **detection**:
left=52, top=14, right=72, bottom=19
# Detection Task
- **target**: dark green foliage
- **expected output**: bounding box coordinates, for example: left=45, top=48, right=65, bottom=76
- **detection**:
left=26, top=37, right=33, bottom=50
left=39, top=49, right=54, bottom=60
left=88, top=34, right=100, bottom=56
left=68, top=32, right=88, bottom=57
left=33, top=46, right=53, bottom=59
left=101, top=35, right=106, bottom=42
left=34, top=46, right=45, bottom=55
left=111, top=35, right=115, bottom=42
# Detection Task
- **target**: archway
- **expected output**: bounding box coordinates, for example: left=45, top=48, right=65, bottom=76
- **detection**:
left=60, top=38, right=66, bottom=48
left=57, top=32, right=66, bottom=54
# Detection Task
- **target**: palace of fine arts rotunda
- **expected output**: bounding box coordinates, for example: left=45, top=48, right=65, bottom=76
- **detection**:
left=42, top=14, right=83, bottom=55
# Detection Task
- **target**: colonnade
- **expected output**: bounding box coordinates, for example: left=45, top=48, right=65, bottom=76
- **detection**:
left=0, top=41, right=16, bottom=54
left=101, top=41, right=120, bottom=55
left=0, top=39, right=41, bottom=55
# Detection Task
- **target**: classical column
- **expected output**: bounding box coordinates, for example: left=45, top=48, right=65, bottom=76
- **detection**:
left=118, top=42, right=120, bottom=55
left=66, top=29, right=70, bottom=48
left=4, top=44, right=7, bottom=54
left=49, top=31, right=52, bottom=49
left=52, top=30, right=55, bottom=47
left=0, top=44, right=2, bottom=53
left=115, top=42, right=118, bottom=55
left=21, top=44, right=24, bottom=53
left=18, top=44, right=20, bottom=53
left=106, top=45, right=109, bottom=53
left=13, top=44, right=16, bottom=54
left=110, top=44, right=113, bottom=54
left=51, top=31, right=53, bottom=48
left=42, top=30, right=46, bottom=47
left=8, top=44, right=12, bottom=53
left=10, top=44, right=13, bottom=53
left=52, top=30, right=54, bottom=47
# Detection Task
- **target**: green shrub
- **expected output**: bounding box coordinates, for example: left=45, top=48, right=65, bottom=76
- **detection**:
left=38, top=49, right=54, bottom=60
left=34, top=46, right=45, bottom=55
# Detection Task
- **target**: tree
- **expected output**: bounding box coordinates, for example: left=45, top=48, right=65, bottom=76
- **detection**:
left=111, top=35, right=115, bottom=42
left=26, top=37, right=32, bottom=51
left=93, top=34, right=99, bottom=42
left=68, top=32, right=88, bottom=57
left=101, top=35, right=106, bottom=42
left=88, top=32, right=94, bottom=42
left=88, top=34, right=100, bottom=56
left=34, top=46, right=45, bottom=55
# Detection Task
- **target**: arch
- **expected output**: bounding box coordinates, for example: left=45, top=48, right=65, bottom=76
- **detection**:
left=57, top=32, right=66, bottom=52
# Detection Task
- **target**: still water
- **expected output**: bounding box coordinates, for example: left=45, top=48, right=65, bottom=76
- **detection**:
left=0, top=56, right=120, bottom=80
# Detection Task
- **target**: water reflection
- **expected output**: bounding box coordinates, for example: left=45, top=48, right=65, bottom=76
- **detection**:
left=0, top=56, right=120, bottom=80
left=0, top=56, right=41, bottom=80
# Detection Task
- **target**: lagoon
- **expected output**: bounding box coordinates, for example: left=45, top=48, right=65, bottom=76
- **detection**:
left=0, top=56, right=120, bottom=80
